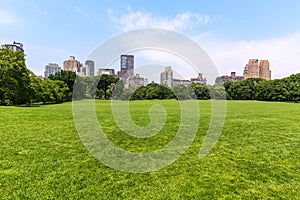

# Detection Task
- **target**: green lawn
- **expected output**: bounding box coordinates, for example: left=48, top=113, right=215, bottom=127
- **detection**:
left=0, top=100, right=299, bottom=199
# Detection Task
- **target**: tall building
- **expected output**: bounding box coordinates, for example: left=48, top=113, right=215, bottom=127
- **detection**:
left=119, top=55, right=134, bottom=79
left=243, top=59, right=271, bottom=80
left=2, top=41, right=24, bottom=53
left=85, top=60, right=95, bottom=76
left=125, top=74, right=145, bottom=89
left=63, top=56, right=81, bottom=73
left=44, top=63, right=61, bottom=78
left=160, top=66, right=173, bottom=87
left=259, top=60, right=271, bottom=80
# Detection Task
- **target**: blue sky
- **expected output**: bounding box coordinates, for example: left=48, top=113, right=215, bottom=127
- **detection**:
left=1, top=0, right=300, bottom=80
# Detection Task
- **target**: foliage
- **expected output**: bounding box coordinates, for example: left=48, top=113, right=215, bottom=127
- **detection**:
left=254, top=74, right=300, bottom=102
left=172, top=84, right=195, bottom=100
left=0, top=47, right=72, bottom=105
left=97, top=74, right=119, bottom=99
left=0, top=47, right=32, bottom=105
left=210, top=84, right=226, bottom=100
left=225, top=78, right=264, bottom=100
left=48, top=70, right=76, bottom=101
left=131, top=83, right=175, bottom=100
left=190, top=82, right=210, bottom=100
left=223, top=74, right=300, bottom=103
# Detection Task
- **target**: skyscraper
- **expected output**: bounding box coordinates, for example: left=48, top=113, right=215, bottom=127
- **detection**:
left=160, top=66, right=173, bottom=87
left=44, top=63, right=61, bottom=78
left=243, top=59, right=271, bottom=80
left=119, top=55, right=134, bottom=79
left=259, top=60, right=271, bottom=80
left=85, top=60, right=95, bottom=76
left=63, top=56, right=81, bottom=73
left=125, top=73, right=145, bottom=89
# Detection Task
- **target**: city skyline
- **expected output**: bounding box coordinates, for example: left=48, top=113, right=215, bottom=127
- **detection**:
left=0, top=41, right=275, bottom=85
left=1, top=1, right=300, bottom=79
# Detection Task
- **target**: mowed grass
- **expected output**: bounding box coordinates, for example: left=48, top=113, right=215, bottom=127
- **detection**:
left=0, top=100, right=299, bottom=199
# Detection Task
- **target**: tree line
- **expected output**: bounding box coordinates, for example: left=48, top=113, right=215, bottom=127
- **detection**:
left=115, top=75, right=300, bottom=102
left=1, top=47, right=300, bottom=105
left=224, top=75, right=300, bottom=102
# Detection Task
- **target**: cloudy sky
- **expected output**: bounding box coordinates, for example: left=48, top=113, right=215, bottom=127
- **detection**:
left=1, top=0, right=300, bottom=80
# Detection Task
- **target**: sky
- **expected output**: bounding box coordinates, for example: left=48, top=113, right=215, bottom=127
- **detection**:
left=1, top=0, right=300, bottom=82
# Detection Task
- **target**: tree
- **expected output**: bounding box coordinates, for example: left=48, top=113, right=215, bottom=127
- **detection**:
left=130, top=83, right=175, bottom=100
left=35, top=79, right=68, bottom=104
left=172, top=85, right=195, bottom=100
left=97, top=74, right=118, bottom=99
left=254, top=80, right=272, bottom=101
left=84, top=76, right=98, bottom=99
left=48, top=70, right=76, bottom=101
left=112, top=79, right=125, bottom=100
left=210, top=84, right=226, bottom=100
left=190, top=83, right=210, bottom=100
left=0, top=47, right=32, bottom=105
left=40, top=79, right=54, bottom=104
left=29, top=73, right=43, bottom=103
left=225, top=78, right=264, bottom=100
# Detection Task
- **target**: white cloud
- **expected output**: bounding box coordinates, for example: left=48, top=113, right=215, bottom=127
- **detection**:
left=0, top=10, right=14, bottom=24
left=106, top=8, right=300, bottom=81
left=199, top=33, right=300, bottom=79
left=30, top=3, right=50, bottom=17
left=107, top=7, right=216, bottom=32
left=74, top=7, right=90, bottom=20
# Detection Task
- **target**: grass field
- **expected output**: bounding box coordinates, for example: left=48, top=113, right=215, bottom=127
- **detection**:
left=0, top=100, right=299, bottom=199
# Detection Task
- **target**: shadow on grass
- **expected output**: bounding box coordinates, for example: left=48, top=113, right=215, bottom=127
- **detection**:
left=17, top=101, right=69, bottom=108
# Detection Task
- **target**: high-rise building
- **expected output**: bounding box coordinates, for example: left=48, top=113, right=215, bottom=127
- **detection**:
left=246, top=59, right=260, bottom=78
left=125, top=74, right=145, bottom=89
left=259, top=60, right=271, bottom=80
left=44, top=63, right=61, bottom=78
left=85, top=60, right=95, bottom=76
left=160, top=66, right=173, bottom=87
left=119, top=55, right=134, bottom=79
left=2, top=41, right=24, bottom=53
left=63, top=56, right=81, bottom=73
left=243, top=59, right=271, bottom=80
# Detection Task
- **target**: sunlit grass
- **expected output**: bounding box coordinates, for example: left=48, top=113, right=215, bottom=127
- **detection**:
left=0, top=100, right=299, bottom=199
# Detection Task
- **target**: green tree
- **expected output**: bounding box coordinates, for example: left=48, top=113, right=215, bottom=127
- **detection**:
left=84, top=76, right=98, bottom=99
left=210, top=84, right=226, bottom=100
left=48, top=70, right=76, bottom=101
left=29, top=73, right=43, bottom=103
left=97, top=74, right=118, bottom=99
left=38, top=79, right=68, bottom=104
left=190, top=83, right=210, bottom=100
left=254, top=80, right=272, bottom=101
left=0, top=47, right=32, bottom=105
left=112, top=79, right=125, bottom=100
left=40, top=79, right=54, bottom=104
left=226, top=78, right=264, bottom=100
left=131, top=83, right=175, bottom=100
left=172, top=85, right=195, bottom=100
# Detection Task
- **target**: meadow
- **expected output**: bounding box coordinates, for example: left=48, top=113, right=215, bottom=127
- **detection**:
left=0, top=100, right=299, bottom=199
